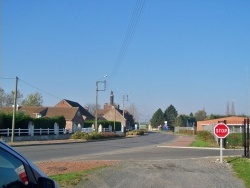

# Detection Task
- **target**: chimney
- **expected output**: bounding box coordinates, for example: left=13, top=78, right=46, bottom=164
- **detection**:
left=110, top=91, right=114, bottom=105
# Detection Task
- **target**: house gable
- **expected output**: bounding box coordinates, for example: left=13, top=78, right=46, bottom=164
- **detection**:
left=55, top=99, right=94, bottom=120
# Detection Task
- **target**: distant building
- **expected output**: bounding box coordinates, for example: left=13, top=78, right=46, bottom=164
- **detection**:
left=197, top=116, right=246, bottom=133
left=97, top=91, right=134, bottom=129
left=0, top=99, right=94, bottom=130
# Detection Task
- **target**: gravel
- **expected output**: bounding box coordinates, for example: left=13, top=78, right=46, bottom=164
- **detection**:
left=77, top=158, right=245, bottom=188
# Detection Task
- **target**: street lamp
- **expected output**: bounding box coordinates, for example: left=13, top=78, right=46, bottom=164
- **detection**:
left=95, top=75, right=107, bottom=132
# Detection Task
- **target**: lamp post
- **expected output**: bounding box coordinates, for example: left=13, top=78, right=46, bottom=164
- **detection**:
left=95, top=76, right=107, bottom=132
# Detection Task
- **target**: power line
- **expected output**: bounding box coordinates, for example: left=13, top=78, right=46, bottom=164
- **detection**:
left=109, top=0, right=146, bottom=86
left=0, top=77, right=15, bottom=80
left=18, top=78, right=62, bottom=100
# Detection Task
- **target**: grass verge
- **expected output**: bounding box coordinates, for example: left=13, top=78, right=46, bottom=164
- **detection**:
left=226, top=157, right=250, bottom=188
left=49, top=166, right=107, bottom=188
left=190, top=131, right=218, bottom=147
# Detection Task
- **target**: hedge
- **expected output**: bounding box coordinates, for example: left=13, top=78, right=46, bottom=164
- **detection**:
left=0, top=112, right=66, bottom=129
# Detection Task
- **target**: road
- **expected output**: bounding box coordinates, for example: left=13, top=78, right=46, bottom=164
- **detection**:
left=14, top=132, right=243, bottom=162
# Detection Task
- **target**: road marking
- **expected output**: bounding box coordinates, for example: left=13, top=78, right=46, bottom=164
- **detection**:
left=156, top=146, right=243, bottom=151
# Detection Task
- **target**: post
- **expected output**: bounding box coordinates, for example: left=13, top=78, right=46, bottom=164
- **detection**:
left=220, top=138, right=223, bottom=163
left=95, top=79, right=107, bottom=132
left=11, top=77, right=18, bottom=142
left=95, top=81, right=98, bottom=132
left=247, top=118, right=250, bottom=158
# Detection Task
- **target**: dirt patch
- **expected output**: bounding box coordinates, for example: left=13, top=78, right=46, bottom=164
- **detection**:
left=36, top=160, right=117, bottom=176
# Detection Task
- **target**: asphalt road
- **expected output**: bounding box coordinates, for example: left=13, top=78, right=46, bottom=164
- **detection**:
left=14, top=132, right=243, bottom=163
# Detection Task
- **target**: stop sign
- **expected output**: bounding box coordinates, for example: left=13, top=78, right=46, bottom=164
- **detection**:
left=214, top=123, right=230, bottom=138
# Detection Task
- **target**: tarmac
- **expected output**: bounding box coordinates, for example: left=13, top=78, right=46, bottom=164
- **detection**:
left=6, top=133, right=196, bottom=147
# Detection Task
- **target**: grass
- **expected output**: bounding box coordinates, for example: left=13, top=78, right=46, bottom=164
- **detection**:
left=190, top=139, right=211, bottom=147
left=226, top=157, right=250, bottom=188
left=49, top=166, right=108, bottom=188
left=189, top=131, right=218, bottom=147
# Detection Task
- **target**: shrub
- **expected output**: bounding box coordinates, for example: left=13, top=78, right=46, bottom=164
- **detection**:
left=227, top=133, right=243, bottom=148
left=179, top=129, right=195, bottom=135
left=196, top=131, right=215, bottom=142
left=71, top=131, right=121, bottom=140
left=127, top=130, right=145, bottom=136
left=89, top=132, right=104, bottom=140
left=70, top=132, right=87, bottom=139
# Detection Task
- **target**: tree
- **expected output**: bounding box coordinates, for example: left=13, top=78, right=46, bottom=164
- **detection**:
left=127, top=103, right=139, bottom=122
left=21, top=92, right=43, bottom=106
left=194, top=109, right=207, bottom=121
left=164, top=105, right=178, bottom=126
left=84, top=103, right=101, bottom=116
left=226, top=101, right=230, bottom=116
left=3, top=90, right=23, bottom=106
left=0, top=88, right=5, bottom=107
left=176, top=115, right=188, bottom=127
left=150, top=108, right=164, bottom=128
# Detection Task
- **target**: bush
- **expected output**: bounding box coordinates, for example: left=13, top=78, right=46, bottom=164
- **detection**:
left=227, top=133, right=243, bottom=148
left=70, top=132, right=87, bottom=139
left=196, top=131, right=215, bottom=142
left=127, top=130, right=145, bottom=136
left=179, top=129, right=195, bottom=135
left=71, top=131, right=121, bottom=140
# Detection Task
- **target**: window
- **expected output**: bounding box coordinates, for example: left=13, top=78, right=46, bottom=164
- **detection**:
left=0, top=148, right=28, bottom=187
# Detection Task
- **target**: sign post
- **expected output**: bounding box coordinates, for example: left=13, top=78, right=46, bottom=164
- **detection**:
left=214, top=123, right=230, bottom=163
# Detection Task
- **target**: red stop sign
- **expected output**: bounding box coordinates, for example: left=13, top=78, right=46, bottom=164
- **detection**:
left=214, top=123, right=230, bottom=138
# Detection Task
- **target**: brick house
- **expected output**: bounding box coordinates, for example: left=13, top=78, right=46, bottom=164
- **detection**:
left=55, top=99, right=94, bottom=120
left=0, top=106, right=84, bottom=130
left=97, top=91, right=134, bottom=129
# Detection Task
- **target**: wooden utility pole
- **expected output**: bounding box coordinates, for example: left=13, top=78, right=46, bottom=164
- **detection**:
left=11, top=77, right=18, bottom=142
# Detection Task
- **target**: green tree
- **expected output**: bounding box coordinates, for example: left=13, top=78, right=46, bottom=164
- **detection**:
left=176, top=115, right=188, bottom=127
left=194, top=109, right=207, bottom=121
left=150, top=108, right=164, bottom=128
left=164, top=105, right=178, bottom=126
left=21, top=92, right=43, bottom=106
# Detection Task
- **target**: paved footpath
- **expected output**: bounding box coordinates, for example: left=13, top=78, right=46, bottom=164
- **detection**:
left=164, top=134, right=196, bottom=147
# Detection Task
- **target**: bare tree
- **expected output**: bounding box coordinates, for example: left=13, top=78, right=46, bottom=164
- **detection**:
left=84, top=103, right=101, bottom=116
left=3, top=90, right=23, bottom=106
left=226, top=101, right=230, bottom=116
left=231, top=101, right=235, bottom=115
left=127, top=103, right=139, bottom=122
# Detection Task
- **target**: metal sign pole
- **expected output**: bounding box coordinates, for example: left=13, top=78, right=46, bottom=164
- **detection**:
left=220, top=138, right=223, bottom=163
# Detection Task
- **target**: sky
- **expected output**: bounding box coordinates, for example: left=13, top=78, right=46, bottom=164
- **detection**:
left=1, top=0, right=250, bottom=121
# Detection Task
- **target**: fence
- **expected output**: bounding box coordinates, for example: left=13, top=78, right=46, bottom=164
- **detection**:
left=0, top=128, right=68, bottom=136
left=1, top=125, right=113, bottom=137
left=202, top=124, right=244, bottom=134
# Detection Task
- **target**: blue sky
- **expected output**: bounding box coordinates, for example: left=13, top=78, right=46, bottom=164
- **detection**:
left=1, top=0, right=250, bottom=121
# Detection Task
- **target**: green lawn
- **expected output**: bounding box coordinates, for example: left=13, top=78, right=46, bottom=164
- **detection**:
left=226, top=157, right=250, bottom=188
left=50, top=166, right=108, bottom=188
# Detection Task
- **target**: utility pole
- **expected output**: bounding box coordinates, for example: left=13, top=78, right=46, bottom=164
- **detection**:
left=95, top=78, right=107, bottom=132
left=122, top=92, right=130, bottom=128
left=11, top=77, right=18, bottom=142
left=123, top=94, right=129, bottom=117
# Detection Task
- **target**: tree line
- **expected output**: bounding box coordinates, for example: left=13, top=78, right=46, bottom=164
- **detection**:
left=149, top=105, right=234, bottom=128
left=0, top=87, right=43, bottom=107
